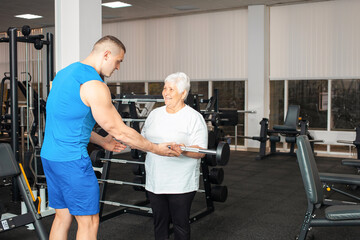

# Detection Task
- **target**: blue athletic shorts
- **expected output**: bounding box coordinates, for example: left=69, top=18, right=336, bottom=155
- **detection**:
left=41, top=156, right=100, bottom=216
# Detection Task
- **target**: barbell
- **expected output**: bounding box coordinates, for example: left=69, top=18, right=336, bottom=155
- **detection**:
left=179, top=142, right=230, bottom=166
left=91, top=142, right=230, bottom=167
left=99, top=177, right=228, bottom=202
left=113, top=98, right=165, bottom=103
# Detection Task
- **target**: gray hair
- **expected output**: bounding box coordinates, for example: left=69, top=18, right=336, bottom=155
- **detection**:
left=164, top=72, right=191, bottom=98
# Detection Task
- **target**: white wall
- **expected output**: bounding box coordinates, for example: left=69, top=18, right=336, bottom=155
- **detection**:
left=270, top=0, right=360, bottom=80
left=102, top=9, right=248, bottom=83
left=55, top=0, right=101, bottom=71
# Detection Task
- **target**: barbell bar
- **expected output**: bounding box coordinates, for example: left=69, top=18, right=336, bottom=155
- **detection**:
left=113, top=98, right=165, bottom=103
left=100, top=200, right=153, bottom=213
left=99, top=177, right=200, bottom=192
left=99, top=158, right=145, bottom=165
left=100, top=186, right=227, bottom=212
left=122, top=118, right=146, bottom=122
left=98, top=178, right=145, bottom=188
left=99, top=177, right=228, bottom=202
left=179, top=141, right=230, bottom=166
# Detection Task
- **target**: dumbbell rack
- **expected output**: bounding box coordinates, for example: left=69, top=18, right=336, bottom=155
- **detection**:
left=96, top=95, right=228, bottom=225
left=97, top=149, right=227, bottom=223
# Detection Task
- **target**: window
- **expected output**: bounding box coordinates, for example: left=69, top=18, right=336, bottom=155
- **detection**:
left=331, top=79, right=360, bottom=130
left=190, top=81, right=208, bottom=110
left=119, top=82, right=145, bottom=95
left=288, top=80, right=328, bottom=130
left=213, top=81, right=245, bottom=146
left=148, top=82, right=163, bottom=95
left=269, top=80, right=284, bottom=128
left=148, top=82, right=164, bottom=109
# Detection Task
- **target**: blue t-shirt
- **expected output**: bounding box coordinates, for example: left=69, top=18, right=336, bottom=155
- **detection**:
left=41, top=62, right=103, bottom=161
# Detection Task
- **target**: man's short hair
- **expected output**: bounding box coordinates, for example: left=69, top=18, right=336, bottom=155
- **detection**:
left=93, top=35, right=126, bottom=53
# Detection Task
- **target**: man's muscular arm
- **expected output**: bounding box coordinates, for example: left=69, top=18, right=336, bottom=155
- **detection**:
left=80, top=80, right=179, bottom=156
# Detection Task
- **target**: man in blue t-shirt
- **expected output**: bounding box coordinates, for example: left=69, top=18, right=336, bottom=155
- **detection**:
left=41, top=36, right=180, bottom=240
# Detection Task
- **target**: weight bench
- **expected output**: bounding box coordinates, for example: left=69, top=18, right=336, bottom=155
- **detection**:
left=273, top=105, right=300, bottom=132
left=0, top=143, right=47, bottom=239
left=295, top=135, right=360, bottom=240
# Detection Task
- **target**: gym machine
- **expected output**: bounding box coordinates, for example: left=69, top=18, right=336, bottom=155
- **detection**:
left=0, top=143, right=47, bottom=239
left=0, top=26, right=54, bottom=238
left=309, top=125, right=360, bottom=201
left=240, top=105, right=322, bottom=160
left=0, top=26, right=54, bottom=198
left=295, top=135, right=360, bottom=240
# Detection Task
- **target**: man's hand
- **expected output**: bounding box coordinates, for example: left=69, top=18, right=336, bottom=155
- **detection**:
left=102, top=134, right=127, bottom=152
left=156, top=143, right=181, bottom=157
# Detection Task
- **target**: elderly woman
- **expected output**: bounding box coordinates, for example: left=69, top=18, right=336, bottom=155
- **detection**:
left=141, top=72, right=208, bottom=240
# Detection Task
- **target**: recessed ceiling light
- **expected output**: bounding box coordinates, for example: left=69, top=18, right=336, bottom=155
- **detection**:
left=102, top=1, right=132, bottom=8
left=15, top=14, right=43, bottom=19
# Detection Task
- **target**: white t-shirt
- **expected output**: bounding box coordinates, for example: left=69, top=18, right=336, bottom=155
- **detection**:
left=141, top=105, right=208, bottom=194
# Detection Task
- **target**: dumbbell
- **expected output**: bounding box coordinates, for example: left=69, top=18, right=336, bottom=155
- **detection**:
left=180, top=142, right=230, bottom=166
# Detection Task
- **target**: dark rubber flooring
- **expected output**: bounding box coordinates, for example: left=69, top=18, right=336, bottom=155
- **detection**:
left=2, top=150, right=360, bottom=239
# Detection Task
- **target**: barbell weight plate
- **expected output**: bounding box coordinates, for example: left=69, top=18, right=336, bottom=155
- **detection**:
left=209, top=168, right=224, bottom=185
left=34, top=38, right=44, bottom=50
left=90, top=149, right=105, bottom=168
left=21, top=25, right=31, bottom=37
left=216, top=142, right=230, bottom=166
left=211, top=185, right=228, bottom=202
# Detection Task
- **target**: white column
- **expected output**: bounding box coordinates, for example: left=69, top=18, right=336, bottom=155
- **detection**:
left=55, top=0, right=102, bottom=72
left=247, top=5, right=270, bottom=149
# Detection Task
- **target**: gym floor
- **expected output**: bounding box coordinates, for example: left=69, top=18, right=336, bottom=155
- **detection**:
left=1, top=150, right=360, bottom=240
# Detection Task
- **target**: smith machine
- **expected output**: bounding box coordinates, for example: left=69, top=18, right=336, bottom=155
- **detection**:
left=0, top=25, right=54, bottom=239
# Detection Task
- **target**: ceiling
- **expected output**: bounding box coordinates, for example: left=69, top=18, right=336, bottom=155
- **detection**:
left=0, top=0, right=329, bottom=33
